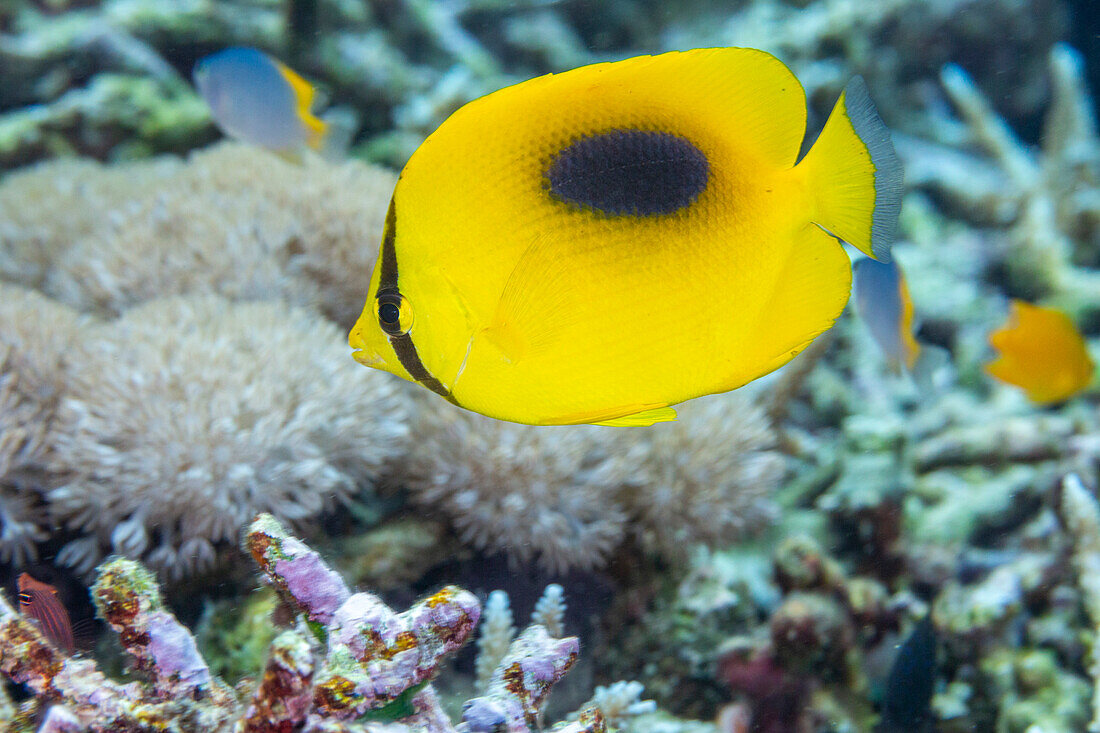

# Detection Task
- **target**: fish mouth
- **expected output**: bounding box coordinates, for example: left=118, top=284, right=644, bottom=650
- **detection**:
left=348, top=326, right=383, bottom=367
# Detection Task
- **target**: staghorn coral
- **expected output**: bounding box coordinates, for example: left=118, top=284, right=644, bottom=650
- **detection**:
left=44, top=294, right=410, bottom=578
left=586, top=681, right=658, bottom=730
left=531, top=583, right=565, bottom=639
left=0, top=285, right=86, bottom=564
left=0, top=513, right=608, bottom=733
left=475, top=590, right=515, bottom=693
left=465, top=584, right=653, bottom=733
left=32, top=143, right=396, bottom=328
left=406, top=391, right=782, bottom=573
left=930, top=44, right=1100, bottom=311
left=1059, top=473, right=1100, bottom=732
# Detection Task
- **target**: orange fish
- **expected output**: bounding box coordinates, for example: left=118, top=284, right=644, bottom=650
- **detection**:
left=985, top=300, right=1095, bottom=404
left=17, top=573, right=75, bottom=654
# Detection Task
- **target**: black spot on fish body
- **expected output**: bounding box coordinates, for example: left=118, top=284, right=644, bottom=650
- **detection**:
left=545, top=130, right=709, bottom=216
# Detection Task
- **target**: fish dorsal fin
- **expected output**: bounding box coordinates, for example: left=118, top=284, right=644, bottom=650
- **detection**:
left=594, top=406, right=677, bottom=427
left=274, top=60, right=328, bottom=149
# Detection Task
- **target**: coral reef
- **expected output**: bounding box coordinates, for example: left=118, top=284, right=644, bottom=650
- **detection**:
left=0, top=287, right=84, bottom=564
left=0, top=513, right=633, bottom=733
left=44, top=295, right=410, bottom=578
left=932, top=43, right=1100, bottom=313
left=0, top=0, right=1068, bottom=169
left=0, top=143, right=395, bottom=328
left=404, top=390, right=782, bottom=573
left=1, top=3, right=1098, bottom=732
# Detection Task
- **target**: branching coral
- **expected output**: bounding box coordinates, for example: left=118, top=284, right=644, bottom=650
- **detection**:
left=30, top=143, right=396, bottom=328
left=405, top=391, right=782, bottom=573
left=935, top=44, right=1100, bottom=310
left=0, top=513, right=609, bottom=733
left=1059, top=473, right=1100, bottom=732
left=44, top=294, right=410, bottom=578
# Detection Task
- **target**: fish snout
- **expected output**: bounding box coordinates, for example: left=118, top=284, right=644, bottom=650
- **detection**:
left=348, top=324, right=384, bottom=367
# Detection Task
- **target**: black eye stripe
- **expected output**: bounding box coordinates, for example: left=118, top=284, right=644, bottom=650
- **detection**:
left=375, top=198, right=457, bottom=404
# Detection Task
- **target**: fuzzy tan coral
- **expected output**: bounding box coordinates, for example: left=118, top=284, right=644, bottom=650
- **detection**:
left=405, top=391, right=782, bottom=573
left=0, top=156, right=183, bottom=289
left=36, top=143, right=394, bottom=328
left=0, top=285, right=87, bottom=564
left=45, top=294, right=411, bottom=578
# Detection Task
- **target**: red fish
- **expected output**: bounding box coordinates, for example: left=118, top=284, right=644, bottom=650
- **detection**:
left=17, top=573, right=75, bottom=654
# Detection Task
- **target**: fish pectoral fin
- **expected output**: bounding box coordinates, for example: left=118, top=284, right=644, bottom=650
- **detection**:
left=593, top=406, right=678, bottom=427
left=478, top=320, right=527, bottom=364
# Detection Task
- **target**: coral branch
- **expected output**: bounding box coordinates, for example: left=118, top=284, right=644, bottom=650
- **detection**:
left=0, top=513, right=605, bottom=732
left=460, top=625, right=582, bottom=733
left=1059, top=474, right=1100, bottom=733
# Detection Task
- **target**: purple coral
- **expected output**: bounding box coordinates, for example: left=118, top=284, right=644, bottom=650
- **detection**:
left=0, top=513, right=604, bottom=732
left=313, top=586, right=480, bottom=717
left=460, top=625, right=582, bottom=733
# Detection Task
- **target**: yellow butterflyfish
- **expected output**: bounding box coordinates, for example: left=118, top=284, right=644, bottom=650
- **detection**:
left=193, top=47, right=328, bottom=153
left=350, top=48, right=903, bottom=426
left=985, top=300, right=1095, bottom=404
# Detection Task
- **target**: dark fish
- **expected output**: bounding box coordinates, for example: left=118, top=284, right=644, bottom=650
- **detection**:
left=18, top=572, right=75, bottom=654
left=878, top=615, right=936, bottom=733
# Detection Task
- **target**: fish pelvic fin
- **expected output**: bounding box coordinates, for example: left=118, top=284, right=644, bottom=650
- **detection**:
left=275, top=59, right=328, bottom=150
left=800, top=76, right=903, bottom=262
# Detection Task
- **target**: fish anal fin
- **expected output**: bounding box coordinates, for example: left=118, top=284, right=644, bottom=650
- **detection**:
left=546, top=404, right=677, bottom=426
left=595, top=406, right=677, bottom=427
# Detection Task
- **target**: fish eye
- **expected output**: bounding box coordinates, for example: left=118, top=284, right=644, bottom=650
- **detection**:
left=376, top=291, right=413, bottom=336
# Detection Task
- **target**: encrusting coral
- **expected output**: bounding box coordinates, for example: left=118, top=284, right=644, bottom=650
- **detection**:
left=405, top=390, right=783, bottom=573
left=0, top=513, right=621, bottom=733
left=44, top=294, right=410, bottom=578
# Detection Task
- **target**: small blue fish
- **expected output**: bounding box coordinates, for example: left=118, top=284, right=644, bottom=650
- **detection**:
left=853, top=256, right=947, bottom=387
left=877, top=615, right=936, bottom=732
left=193, top=47, right=328, bottom=153
left=853, top=257, right=920, bottom=371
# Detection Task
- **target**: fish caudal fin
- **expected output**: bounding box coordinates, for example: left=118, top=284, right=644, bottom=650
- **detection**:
left=800, top=77, right=902, bottom=261
left=275, top=59, right=329, bottom=150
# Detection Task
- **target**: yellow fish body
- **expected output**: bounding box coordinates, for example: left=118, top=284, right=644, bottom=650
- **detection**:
left=986, top=300, right=1095, bottom=404
left=350, top=48, right=903, bottom=426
